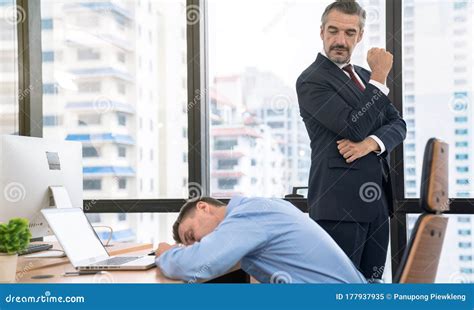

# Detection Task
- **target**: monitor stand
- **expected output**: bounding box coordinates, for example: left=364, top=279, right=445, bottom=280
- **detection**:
left=24, top=186, right=76, bottom=258
left=27, top=186, right=74, bottom=240
left=49, top=186, right=74, bottom=209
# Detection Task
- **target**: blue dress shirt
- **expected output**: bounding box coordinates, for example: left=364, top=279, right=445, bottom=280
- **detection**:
left=157, top=196, right=367, bottom=283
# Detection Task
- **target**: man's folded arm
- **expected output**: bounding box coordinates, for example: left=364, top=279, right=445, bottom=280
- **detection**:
left=156, top=216, right=268, bottom=282
left=297, top=80, right=391, bottom=142
left=370, top=101, right=407, bottom=156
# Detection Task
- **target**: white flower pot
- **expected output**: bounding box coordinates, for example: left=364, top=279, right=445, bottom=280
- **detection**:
left=0, top=253, right=18, bottom=283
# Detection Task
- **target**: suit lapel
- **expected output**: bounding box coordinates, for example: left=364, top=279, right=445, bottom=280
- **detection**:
left=354, top=65, right=384, bottom=128
left=317, top=54, right=363, bottom=106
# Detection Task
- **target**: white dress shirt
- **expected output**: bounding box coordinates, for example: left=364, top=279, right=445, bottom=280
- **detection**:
left=322, top=51, right=388, bottom=155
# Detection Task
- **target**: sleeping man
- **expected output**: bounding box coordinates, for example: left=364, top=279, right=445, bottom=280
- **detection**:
left=155, top=196, right=367, bottom=283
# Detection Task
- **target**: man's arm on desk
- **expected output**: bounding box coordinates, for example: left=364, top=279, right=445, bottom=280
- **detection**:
left=156, top=216, right=267, bottom=282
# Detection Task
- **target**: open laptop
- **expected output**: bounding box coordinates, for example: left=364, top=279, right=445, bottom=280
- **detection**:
left=41, top=208, right=155, bottom=270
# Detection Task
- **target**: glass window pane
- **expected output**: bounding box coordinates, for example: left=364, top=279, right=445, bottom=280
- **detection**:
left=79, top=213, right=177, bottom=245
left=403, top=0, right=474, bottom=198
left=208, top=0, right=386, bottom=198
left=407, top=214, right=474, bottom=283
left=41, top=0, right=189, bottom=201
left=0, top=0, right=19, bottom=134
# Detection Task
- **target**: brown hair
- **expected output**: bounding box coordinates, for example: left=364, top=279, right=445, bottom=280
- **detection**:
left=321, top=0, right=367, bottom=30
left=172, top=197, right=226, bottom=244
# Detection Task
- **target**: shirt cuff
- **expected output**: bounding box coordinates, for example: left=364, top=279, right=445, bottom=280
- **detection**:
left=369, top=80, right=390, bottom=96
left=369, top=135, right=386, bottom=156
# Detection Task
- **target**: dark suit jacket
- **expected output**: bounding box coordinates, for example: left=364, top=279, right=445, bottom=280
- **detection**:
left=296, top=53, right=407, bottom=222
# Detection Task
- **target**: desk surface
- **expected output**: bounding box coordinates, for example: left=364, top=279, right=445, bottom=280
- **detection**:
left=16, top=242, right=182, bottom=284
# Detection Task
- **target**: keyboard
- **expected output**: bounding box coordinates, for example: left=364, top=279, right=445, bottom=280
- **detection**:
left=19, top=243, right=53, bottom=256
left=92, top=256, right=141, bottom=266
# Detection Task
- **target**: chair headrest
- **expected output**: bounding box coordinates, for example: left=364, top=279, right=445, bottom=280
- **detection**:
left=420, top=138, right=449, bottom=213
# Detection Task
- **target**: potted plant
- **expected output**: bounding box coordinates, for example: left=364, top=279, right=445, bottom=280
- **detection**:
left=0, top=218, right=31, bottom=283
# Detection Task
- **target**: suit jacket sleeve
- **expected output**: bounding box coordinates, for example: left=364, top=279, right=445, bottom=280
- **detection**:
left=371, top=99, right=407, bottom=156
left=297, top=78, right=393, bottom=142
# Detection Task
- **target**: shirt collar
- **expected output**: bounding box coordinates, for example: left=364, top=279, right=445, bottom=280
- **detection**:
left=226, top=196, right=245, bottom=217
left=322, top=49, right=351, bottom=70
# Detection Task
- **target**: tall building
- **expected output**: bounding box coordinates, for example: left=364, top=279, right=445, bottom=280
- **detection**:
left=403, top=0, right=474, bottom=283
left=403, top=0, right=418, bottom=198
left=0, top=0, right=18, bottom=135
left=213, top=68, right=310, bottom=196
left=210, top=85, right=286, bottom=198
left=40, top=0, right=188, bottom=244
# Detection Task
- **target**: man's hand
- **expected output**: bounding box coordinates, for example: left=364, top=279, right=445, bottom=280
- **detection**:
left=337, top=137, right=380, bottom=163
left=367, top=48, right=393, bottom=84
left=155, top=242, right=175, bottom=257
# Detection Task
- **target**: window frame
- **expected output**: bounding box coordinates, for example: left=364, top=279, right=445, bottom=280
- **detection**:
left=15, top=0, right=474, bottom=279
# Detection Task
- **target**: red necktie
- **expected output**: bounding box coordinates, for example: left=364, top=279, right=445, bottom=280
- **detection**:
left=343, top=64, right=365, bottom=92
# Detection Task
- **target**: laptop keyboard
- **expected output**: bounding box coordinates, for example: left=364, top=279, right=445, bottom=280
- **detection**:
left=92, top=256, right=142, bottom=266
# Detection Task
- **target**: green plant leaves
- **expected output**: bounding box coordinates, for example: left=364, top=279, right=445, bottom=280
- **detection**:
left=0, top=218, right=32, bottom=255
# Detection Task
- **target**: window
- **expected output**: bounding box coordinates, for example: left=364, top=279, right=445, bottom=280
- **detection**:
left=208, top=0, right=386, bottom=198
left=43, top=83, right=58, bottom=94
left=77, top=48, right=101, bottom=61
left=458, top=217, right=471, bottom=223
left=42, top=51, right=54, bottom=62
left=78, top=81, right=101, bottom=93
left=456, top=154, right=469, bottom=160
left=117, top=52, right=126, bottom=63
left=43, top=115, right=61, bottom=127
left=84, top=212, right=179, bottom=244
left=459, top=255, right=472, bottom=262
left=83, top=147, right=100, bottom=158
left=78, top=114, right=101, bottom=126
left=41, top=0, right=189, bottom=251
left=214, top=139, right=238, bottom=151
left=84, top=179, right=102, bottom=191
left=455, top=129, right=469, bottom=135
left=217, top=159, right=238, bottom=170
left=118, top=146, right=127, bottom=158
left=118, top=178, right=127, bottom=190
left=403, top=0, right=474, bottom=198
left=456, top=141, right=469, bottom=148
left=117, top=113, right=127, bottom=126
left=42, top=18, right=53, bottom=29
left=218, top=179, right=238, bottom=190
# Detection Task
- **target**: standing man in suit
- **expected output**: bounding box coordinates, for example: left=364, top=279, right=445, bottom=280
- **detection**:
left=296, top=0, right=406, bottom=281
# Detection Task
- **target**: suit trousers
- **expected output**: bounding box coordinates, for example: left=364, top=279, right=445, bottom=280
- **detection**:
left=316, top=202, right=390, bottom=281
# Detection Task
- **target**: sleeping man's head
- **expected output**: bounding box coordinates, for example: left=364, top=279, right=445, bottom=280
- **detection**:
left=172, top=197, right=227, bottom=246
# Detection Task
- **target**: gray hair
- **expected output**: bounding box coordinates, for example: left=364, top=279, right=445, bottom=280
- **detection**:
left=321, top=0, right=367, bottom=30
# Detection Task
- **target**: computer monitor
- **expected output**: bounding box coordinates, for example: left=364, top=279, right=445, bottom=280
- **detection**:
left=0, top=135, right=83, bottom=239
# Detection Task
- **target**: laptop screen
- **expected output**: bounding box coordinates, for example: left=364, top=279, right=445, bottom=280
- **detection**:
left=42, top=208, right=108, bottom=266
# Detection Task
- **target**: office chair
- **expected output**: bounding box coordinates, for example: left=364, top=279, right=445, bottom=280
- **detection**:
left=393, top=138, right=449, bottom=283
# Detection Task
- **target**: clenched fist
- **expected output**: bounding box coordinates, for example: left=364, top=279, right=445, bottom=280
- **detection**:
left=367, top=48, right=393, bottom=84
